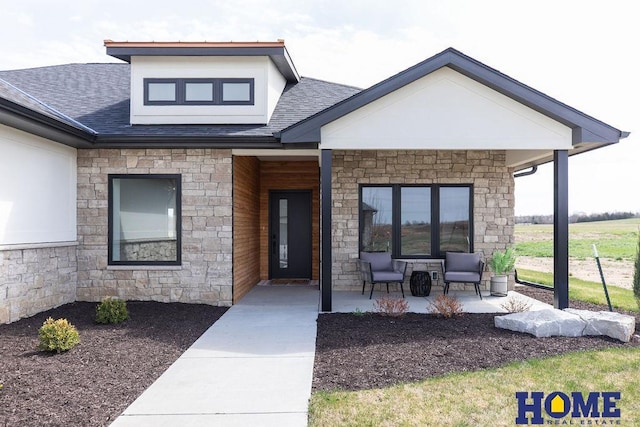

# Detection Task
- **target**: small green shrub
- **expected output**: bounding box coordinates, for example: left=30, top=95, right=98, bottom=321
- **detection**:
left=38, top=317, right=80, bottom=353
left=352, top=308, right=367, bottom=317
left=95, top=297, right=129, bottom=324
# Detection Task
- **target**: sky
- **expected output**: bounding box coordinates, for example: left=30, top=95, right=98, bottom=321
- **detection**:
left=1, top=0, right=638, bottom=216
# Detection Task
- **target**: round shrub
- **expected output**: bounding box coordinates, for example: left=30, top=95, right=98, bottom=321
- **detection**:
left=95, top=297, right=129, bottom=324
left=38, top=317, right=80, bottom=353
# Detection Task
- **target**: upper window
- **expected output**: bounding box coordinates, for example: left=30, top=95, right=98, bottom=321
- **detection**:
left=108, top=174, right=181, bottom=266
left=144, top=78, right=254, bottom=106
left=147, top=81, right=177, bottom=102
left=360, top=184, right=473, bottom=258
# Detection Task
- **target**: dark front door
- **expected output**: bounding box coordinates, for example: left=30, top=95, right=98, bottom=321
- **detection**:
left=269, top=191, right=312, bottom=279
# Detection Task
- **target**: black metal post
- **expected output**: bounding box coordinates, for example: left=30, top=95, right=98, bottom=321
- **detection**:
left=320, top=149, right=332, bottom=312
left=593, top=244, right=613, bottom=311
left=553, top=150, right=569, bottom=309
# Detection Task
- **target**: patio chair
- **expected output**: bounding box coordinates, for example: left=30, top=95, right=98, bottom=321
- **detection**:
left=441, top=252, right=485, bottom=299
left=358, top=252, right=407, bottom=299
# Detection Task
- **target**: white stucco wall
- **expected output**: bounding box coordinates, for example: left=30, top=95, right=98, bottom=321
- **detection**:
left=320, top=67, right=573, bottom=150
left=267, top=58, right=287, bottom=122
left=130, top=56, right=285, bottom=125
left=0, top=125, right=77, bottom=245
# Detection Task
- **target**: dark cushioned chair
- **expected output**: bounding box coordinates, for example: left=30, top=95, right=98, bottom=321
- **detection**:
left=441, top=252, right=485, bottom=299
left=358, top=252, right=407, bottom=299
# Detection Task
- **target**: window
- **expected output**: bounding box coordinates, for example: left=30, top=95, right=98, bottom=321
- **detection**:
left=222, top=80, right=252, bottom=102
left=108, top=175, right=181, bottom=265
left=144, top=78, right=254, bottom=105
left=185, top=82, right=214, bottom=102
left=147, top=81, right=177, bottom=102
left=360, top=184, right=473, bottom=258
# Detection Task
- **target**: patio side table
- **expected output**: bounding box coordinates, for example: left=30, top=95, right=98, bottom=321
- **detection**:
left=409, top=271, right=432, bottom=297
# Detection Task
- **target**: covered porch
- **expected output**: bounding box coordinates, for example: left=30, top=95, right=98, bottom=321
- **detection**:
left=279, top=49, right=627, bottom=312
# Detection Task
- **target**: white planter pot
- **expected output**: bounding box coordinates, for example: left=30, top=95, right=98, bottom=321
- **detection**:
left=490, top=275, right=508, bottom=297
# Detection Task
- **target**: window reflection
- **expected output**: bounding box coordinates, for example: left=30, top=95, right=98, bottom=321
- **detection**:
left=401, top=187, right=431, bottom=256
left=361, top=187, right=392, bottom=252
left=439, top=187, right=470, bottom=253
left=279, top=199, right=288, bottom=268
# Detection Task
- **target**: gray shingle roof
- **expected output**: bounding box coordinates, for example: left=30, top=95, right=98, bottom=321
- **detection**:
left=0, top=64, right=361, bottom=139
left=0, top=77, right=93, bottom=133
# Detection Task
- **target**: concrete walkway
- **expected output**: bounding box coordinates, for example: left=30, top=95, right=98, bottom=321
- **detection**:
left=110, top=285, right=547, bottom=426
left=111, top=285, right=319, bottom=427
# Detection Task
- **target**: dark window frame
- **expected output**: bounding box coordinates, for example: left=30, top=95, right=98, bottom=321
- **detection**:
left=219, top=78, right=255, bottom=105
left=359, top=183, right=474, bottom=259
left=143, top=78, right=255, bottom=106
left=108, top=174, right=182, bottom=266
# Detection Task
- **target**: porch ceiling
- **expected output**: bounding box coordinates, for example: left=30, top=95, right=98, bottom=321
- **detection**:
left=232, top=148, right=320, bottom=163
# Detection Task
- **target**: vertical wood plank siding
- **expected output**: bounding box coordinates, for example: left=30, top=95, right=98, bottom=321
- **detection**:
left=232, top=156, right=261, bottom=303
left=259, top=161, right=320, bottom=281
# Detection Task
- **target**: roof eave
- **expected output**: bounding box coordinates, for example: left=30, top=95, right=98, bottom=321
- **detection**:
left=0, top=99, right=95, bottom=148
left=93, top=134, right=285, bottom=149
left=105, top=41, right=300, bottom=83
left=280, top=48, right=627, bottom=147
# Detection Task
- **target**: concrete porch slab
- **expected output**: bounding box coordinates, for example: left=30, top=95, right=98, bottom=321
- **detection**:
left=330, top=289, right=551, bottom=314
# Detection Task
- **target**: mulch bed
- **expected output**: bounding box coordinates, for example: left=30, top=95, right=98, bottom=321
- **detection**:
left=0, top=302, right=227, bottom=427
left=313, top=286, right=640, bottom=392
left=2, top=288, right=638, bottom=424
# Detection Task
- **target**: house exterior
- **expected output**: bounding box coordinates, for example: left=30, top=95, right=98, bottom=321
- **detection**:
left=0, top=40, right=628, bottom=323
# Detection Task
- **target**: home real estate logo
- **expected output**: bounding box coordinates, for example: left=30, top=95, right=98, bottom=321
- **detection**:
left=516, top=391, right=621, bottom=425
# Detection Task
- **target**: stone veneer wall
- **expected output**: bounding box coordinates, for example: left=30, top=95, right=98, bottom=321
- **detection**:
left=0, top=244, right=77, bottom=323
left=331, top=150, right=515, bottom=291
left=76, top=148, right=233, bottom=306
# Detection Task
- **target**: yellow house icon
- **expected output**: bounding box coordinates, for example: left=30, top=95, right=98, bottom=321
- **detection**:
left=550, top=395, right=565, bottom=413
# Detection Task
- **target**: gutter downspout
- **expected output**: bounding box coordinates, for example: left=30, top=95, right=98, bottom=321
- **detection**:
left=514, top=165, right=538, bottom=178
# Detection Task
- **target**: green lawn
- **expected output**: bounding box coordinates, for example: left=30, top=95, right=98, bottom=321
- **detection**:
left=309, top=348, right=640, bottom=426
left=516, top=268, right=638, bottom=312
left=309, top=219, right=640, bottom=426
left=515, top=218, right=640, bottom=260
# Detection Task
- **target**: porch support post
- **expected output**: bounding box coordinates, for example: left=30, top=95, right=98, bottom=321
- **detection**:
left=553, top=149, right=569, bottom=309
left=320, top=149, right=332, bottom=312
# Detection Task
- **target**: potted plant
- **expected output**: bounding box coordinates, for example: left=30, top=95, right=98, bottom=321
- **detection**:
left=488, top=247, right=516, bottom=296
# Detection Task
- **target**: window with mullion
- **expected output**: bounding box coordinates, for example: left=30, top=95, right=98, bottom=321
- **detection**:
left=359, top=184, right=473, bottom=258
left=143, top=78, right=254, bottom=105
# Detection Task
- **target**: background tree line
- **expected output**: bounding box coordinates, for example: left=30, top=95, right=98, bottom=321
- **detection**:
left=516, top=211, right=638, bottom=224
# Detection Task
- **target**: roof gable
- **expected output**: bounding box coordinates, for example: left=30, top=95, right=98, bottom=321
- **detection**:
left=320, top=67, right=572, bottom=150
left=279, top=48, right=627, bottom=146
